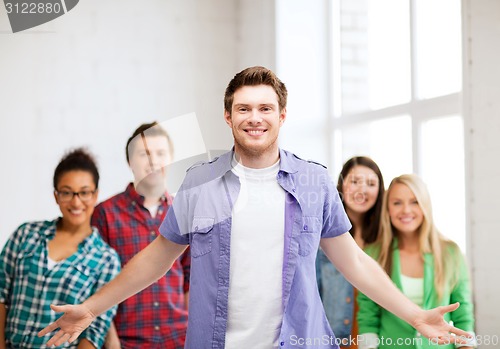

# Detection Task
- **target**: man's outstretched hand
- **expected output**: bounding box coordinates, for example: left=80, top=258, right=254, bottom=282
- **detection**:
left=413, top=303, right=472, bottom=345
left=38, top=304, right=96, bottom=347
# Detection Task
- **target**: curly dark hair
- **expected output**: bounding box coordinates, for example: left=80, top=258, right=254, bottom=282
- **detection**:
left=53, top=148, right=99, bottom=189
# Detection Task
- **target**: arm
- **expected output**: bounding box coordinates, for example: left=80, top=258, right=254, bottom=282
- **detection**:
left=321, top=233, right=471, bottom=345
left=0, top=225, right=27, bottom=349
left=0, top=304, right=6, bottom=349
left=77, top=338, right=96, bottom=349
left=103, top=322, right=121, bottom=349
left=39, top=235, right=188, bottom=347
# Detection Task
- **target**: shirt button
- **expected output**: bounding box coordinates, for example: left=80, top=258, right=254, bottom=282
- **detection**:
left=150, top=231, right=156, bottom=237
left=292, top=188, right=296, bottom=192
left=344, top=319, right=350, bottom=325
left=346, top=297, right=351, bottom=303
left=132, top=201, right=136, bottom=206
left=154, top=325, right=160, bottom=331
left=303, top=225, right=308, bottom=231
left=154, top=302, right=159, bottom=307
left=280, top=341, right=285, bottom=346
left=194, top=226, right=199, bottom=231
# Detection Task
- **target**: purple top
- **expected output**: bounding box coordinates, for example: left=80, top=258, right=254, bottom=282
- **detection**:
left=160, top=149, right=351, bottom=348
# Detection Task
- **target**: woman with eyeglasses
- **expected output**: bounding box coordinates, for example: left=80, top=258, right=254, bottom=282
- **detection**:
left=0, top=148, right=120, bottom=349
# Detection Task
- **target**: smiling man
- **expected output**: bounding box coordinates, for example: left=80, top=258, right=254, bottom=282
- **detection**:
left=40, top=67, right=472, bottom=349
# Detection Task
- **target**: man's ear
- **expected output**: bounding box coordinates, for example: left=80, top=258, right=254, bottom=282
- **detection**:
left=224, top=110, right=233, bottom=128
left=279, top=107, right=287, bottom=125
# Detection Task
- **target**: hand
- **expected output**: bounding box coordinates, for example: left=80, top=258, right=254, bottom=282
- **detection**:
left=412, top=303, right=472, bottom=345
left=38, top=304, right=96, bottom=347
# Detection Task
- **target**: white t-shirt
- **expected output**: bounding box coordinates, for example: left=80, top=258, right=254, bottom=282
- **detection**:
left=46, top=251, right=59, bottom=270
left=225, top=158, right=285, bottom=348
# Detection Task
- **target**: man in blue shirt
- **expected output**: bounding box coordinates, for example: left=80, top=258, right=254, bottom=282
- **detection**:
left=40, top=66, right=472, bottom=349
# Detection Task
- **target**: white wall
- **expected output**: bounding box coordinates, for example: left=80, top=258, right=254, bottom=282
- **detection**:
left=463, top=0, right=500, bottom=337
left=0, top=0, right=275, bottom=246
left=276, top=0, right=332, bottom=167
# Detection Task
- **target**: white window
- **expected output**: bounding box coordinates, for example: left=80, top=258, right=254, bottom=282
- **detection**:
left=331, top=0, right=465, bottom=250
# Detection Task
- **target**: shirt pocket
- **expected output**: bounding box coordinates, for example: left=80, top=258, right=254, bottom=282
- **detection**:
left=15, top=249, right=36, bottom=278
left=298, top=216, right=321, bottom=257
left=190, top=217, right=214, bottom=258
left=62, top=263, right=97, bottom=302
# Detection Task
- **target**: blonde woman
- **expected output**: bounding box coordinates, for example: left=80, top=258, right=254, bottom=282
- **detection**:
left=358, top=174, right=476, bottom=349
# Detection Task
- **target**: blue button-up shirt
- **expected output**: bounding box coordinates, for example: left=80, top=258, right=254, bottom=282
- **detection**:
left=159, top=149, right=351, bottom=348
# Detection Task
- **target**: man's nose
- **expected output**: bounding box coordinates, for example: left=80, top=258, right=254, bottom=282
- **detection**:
left=247, top=109, right=263, bottom=123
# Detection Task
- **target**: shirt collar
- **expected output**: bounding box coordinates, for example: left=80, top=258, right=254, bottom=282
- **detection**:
left=278, top=148, right=299, bottom=174
left=214, top=148, right=299, bottom=178
left=80, top=227, right=100, bottom=253
left=124, top=182, right=172, bottom=207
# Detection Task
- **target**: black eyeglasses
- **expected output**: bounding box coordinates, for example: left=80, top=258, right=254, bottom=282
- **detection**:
left=55, top=190, right=96, bottom=203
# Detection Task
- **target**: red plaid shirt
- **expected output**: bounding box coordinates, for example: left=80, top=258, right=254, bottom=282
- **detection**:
left=91, top=183, right=189, bottom=349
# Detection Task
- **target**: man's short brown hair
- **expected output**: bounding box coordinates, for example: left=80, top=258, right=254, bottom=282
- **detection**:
left=224, top=66, right=288, bottom=114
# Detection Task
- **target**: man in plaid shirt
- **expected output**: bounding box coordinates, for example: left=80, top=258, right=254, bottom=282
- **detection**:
left=91, top=122, right=190, bottom=349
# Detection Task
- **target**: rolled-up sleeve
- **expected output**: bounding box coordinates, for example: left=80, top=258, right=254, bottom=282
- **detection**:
left=0, top=224, right=26, bottom=304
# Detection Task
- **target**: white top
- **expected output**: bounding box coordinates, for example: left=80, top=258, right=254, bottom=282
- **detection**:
left=400, top=273, right=424, bottom=307
left=225, top=157, right=285, bottom=349
left=145, top=204, right=159, bottom=218
left=46, top=254, right=60, bottom=270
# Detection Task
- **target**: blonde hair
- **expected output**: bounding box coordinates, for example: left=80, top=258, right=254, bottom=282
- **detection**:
left=375, top=174, right=459, bottom=299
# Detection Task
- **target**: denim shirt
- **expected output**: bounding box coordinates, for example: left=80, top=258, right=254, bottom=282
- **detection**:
left=159, top=149, right=351, bottom=348
left=316, top=248, right=354, bottom=340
